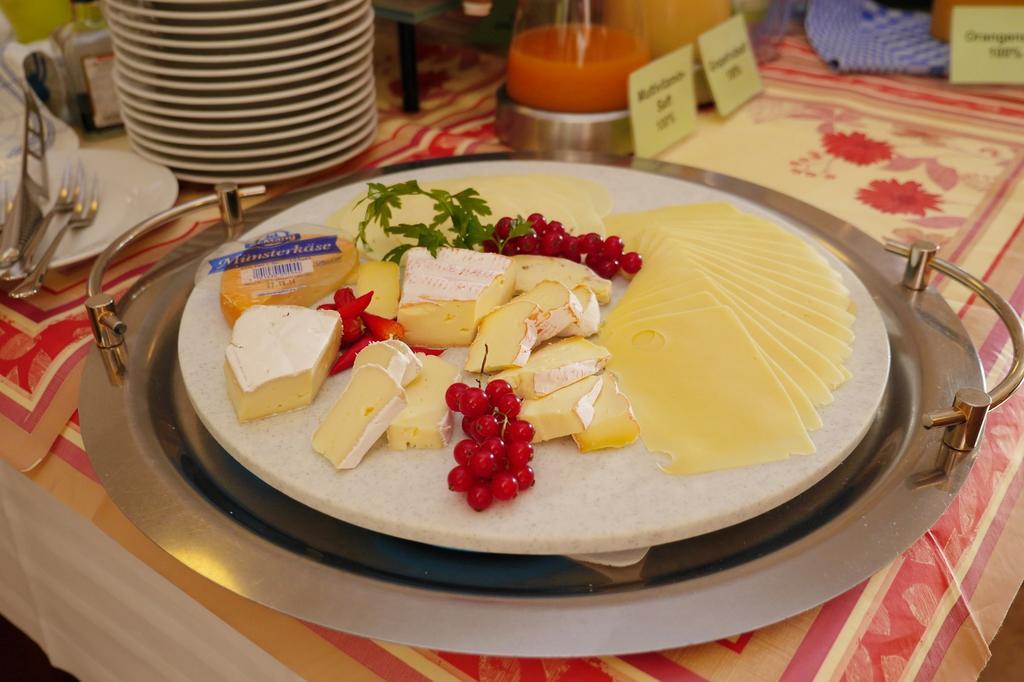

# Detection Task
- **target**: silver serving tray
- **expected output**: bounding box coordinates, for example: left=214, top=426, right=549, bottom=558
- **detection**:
left=79, top=154, right=1022, bottom=657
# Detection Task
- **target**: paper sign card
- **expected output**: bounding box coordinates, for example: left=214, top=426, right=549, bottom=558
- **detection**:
left=949, top=7, right=1024, bottom=84
left=698, top=14, right=763, bottom=117
left=628, top=44, right=697, bottom=158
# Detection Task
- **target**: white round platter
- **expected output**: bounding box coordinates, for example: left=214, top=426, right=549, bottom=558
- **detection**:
left=120, top=97, right=372, bottom=147
left=117, top=80, right=375, bottom=133
left=110, top=34, right=369, bottom=80
left=115, top=68, right=372, bottom=119
left=107, top=0, right=350, bottom=21
left=104, top=0, right=363, bottom=35
left=136, top=114, right=377, bottom=184
left=106, top=7, right=362, bottom=50
left=114, top=55, right=371, bottom=105
left=127, top=111, right=377, bottom=171
left=108, top=9, right=371, bottom=64
left=113, top=40, right=371, bottom=91
left=122, top=99, right=375, bottom=159
left=177, top=159, right=891, bottom=555
left=0, top=149, right=176, bottom=271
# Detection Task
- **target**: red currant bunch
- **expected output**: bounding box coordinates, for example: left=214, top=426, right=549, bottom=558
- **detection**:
left=495, top=212, right=642, bottom=278
left=444, top=379, right=536, bottom=512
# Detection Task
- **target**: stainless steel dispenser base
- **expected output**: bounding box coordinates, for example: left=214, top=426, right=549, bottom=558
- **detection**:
left=495, top=86, right=633, bottom=155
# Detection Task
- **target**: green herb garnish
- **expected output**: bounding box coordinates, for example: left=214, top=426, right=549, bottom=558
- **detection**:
left=355, top=180, right=532, bottom=263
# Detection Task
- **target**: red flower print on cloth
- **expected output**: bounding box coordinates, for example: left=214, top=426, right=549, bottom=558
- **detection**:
left=822, top=131, right=894, bottom=166
left=856, top=179, right=943, bottom=217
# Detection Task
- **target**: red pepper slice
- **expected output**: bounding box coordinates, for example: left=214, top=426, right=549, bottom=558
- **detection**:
left=362, top=312, right=405, bottom=341
left=409, top=345, right=445, bottom=356
left=341, top=316, right=364, bottom=344
left=329, top=335, right=373, bottom=375
left=335, top=290, right=373, bottom=319
left=333, top=287, right=356, bottom=307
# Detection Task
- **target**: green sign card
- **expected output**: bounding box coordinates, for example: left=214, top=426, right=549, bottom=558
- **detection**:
left=949, top=6, right=1024, bottom=84
left=698, top=14, right=763, bottom=117
left=628, top=44, right=697, bottom=158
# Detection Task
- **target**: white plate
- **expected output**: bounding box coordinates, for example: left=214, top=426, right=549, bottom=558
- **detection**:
left=0, top=149, right=176, bottom=271
left=107, top=6, right=365, bottom=50
left=176, top=159, right=891, bottom=555
left=108, top=9, right=371, bottom=64
left=107, top=0, right=346, bottom=21
left=105, top=0, right=364, bottom=35
left=122, top=100, right=374, bottom=158
left=113, top=39, right=371, bottom=90
left=116, top=68, right=373, bottom=119
left=116, top=80, right=375, bottom=132
left=114, top=55, right=371, bottom=105
left=110, top=33, right=369, bottom=80
left=127, top=112, right=377, bottom=170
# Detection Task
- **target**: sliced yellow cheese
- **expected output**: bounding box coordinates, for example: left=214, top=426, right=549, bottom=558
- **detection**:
left=353, top=339, right=422, bottom=386
left=312, top=364, right=406, bottom=469
left=509, top=280, right=584, bottom=341
left=511, top=255, right=613, bottom=304
left=387, top=355, right=461, bottom=450
left=355, top=260, right=401, bottom=318
left=465, top=300, right=541, bottom=372
left=494, top=336, right=611, bottom=399
left=520, top=374, right=604, bottom=443
left=602, top=305, right=815, bottom=475
left=572, top=374, right=640, bottom=452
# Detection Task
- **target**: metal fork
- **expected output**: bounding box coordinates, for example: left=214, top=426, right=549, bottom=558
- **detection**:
left=20, top=163, right=82, bottom=269
left=9, top=179, right=99, bottom=299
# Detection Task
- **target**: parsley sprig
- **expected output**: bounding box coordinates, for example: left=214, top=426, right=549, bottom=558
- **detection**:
left=355, top=180, right=533, bottom=262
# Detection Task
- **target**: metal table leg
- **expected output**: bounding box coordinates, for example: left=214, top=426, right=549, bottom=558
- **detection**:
left=397, top=22, right=419, bottom=113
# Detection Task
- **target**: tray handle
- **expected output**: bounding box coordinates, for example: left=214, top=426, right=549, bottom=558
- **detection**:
left=85, top=183, right=265, bottom=383
left=885, top=240, right=1024, bottom=457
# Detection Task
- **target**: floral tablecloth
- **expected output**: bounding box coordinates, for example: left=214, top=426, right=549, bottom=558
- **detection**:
left=2, top=30, right=1023, bottom=681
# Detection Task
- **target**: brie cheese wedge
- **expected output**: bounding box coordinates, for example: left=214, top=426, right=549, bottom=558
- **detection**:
left=561, top=285, right=600, bottom=337
left=493, top=337, right=611, bottom=399
left=224, top=305, right=341, bottom=422
left=465, top=300, right=541, bottom=372
left=353, top=339, right=422, bottom=386
left=509, top=280, right=584, bottom=342
left=511, top=255, right=612, bottom=303
left=572, top=374, right=640, bottom=451
left=388, top=355, right=461, bottom=450
left=519, top=374, right=604, bottom=442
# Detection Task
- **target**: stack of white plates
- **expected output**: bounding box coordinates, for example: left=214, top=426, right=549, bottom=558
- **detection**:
left=104, top=0, right=378, bottom=183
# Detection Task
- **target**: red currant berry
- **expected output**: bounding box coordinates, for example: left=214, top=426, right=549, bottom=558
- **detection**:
left=547, top=220, right=565, bottom=235
left=513, top=465, right=535, bottom=490
left=621, top=251, right=643, bottom=274
left=469, top=449, right=498, bottom=479
left=540, top=231, right=564, bottom=256
left=495, top=216, right=513, bottom=239
left=479, top=436, right=506, bottom=465
left=494, top=392, right=521, bottom=418
left=458, top=387, right=489, bottom=418
left=462, top=414, right=476, bottom=439
left=467, top=483, right=493, bottom=511
left=507, top=440, right=534, bottom=469
left=560, top=235, right=582, bottom=263
left=484, top=379, right=513, bottom=403
left=584, top=250, right=605, bottom=271
left=482, top=239, right=499, bottom=253
left=491, top=471, right=519, bottom=501
left=579, top=232, right=603, bottom=254
left=527, top=212, right=545, bottom=225
left=505, top=419, right=535, bottom=443
left=595, top=257, right=620, bottom=279
left=532, top=220, right=551, bottom=237
left=518, top=234, right=539, bottom=254
left=445, top=382, right=468, bottom=411
left=601, top=236, right=625, bottom=259
left=448, top=465, right=473, bottom=492
left=501, top=238, right=520, bottom=256
left=453, top=438, right=477, bottom=465
left=470, top=414, right=501, bottom=440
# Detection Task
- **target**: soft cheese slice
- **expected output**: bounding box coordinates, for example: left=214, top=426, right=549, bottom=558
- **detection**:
left=224, top=305, right=341, bottom=422
left=494, top=337, right=611, bottom=399
left=312, top=364, right=406, bottom=469
left=465, top=300, right=540, bottom=372
left=510, top=280, right=584, bottom=341
left=355, top=260, right=401, bottom=319
left=520, top=374, right=604, bottom=443
left=397, top=247, right=514, bottom=346
left=561, top=285, right=600, bottom=337
left=511, top=255, right=613, bottom=304
left=572, top=374, right=639, bottom=452
left=387, top=355, right=461, bottom=450
left=353, top=339, right=422, bottom=386
left=602, top=305, right=814, bottom=475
